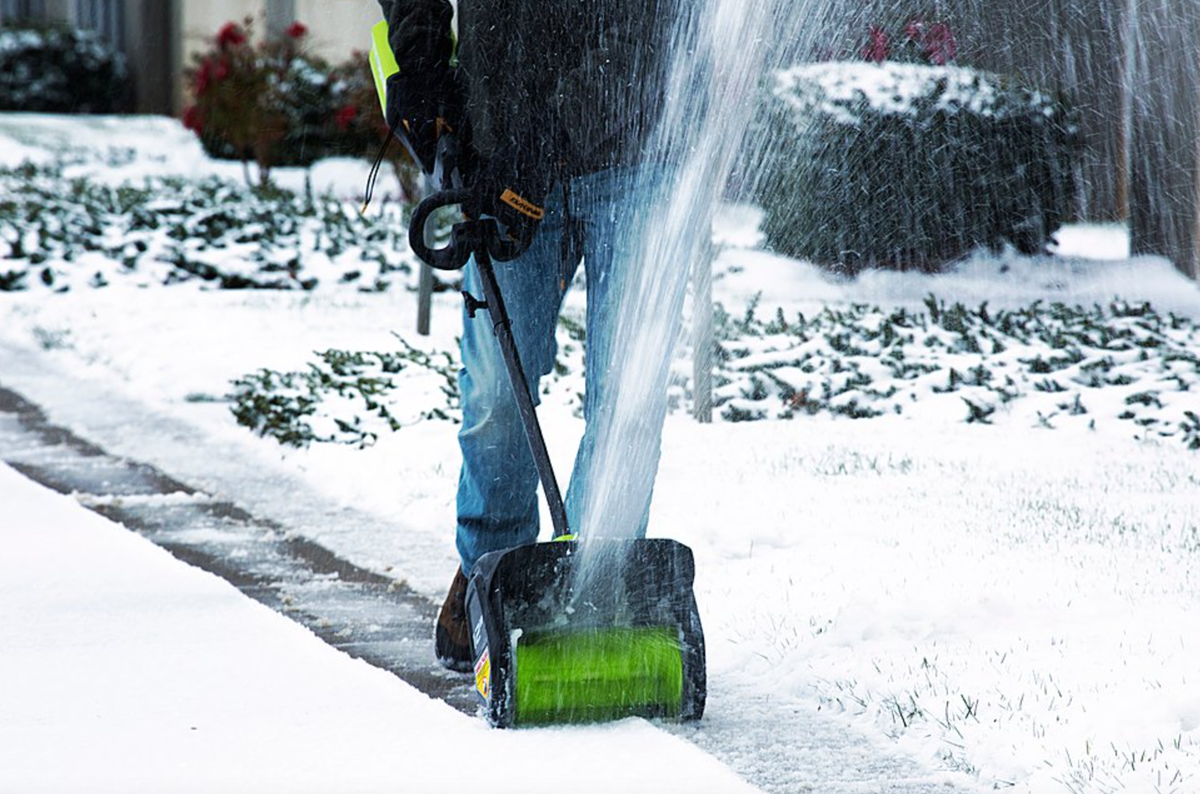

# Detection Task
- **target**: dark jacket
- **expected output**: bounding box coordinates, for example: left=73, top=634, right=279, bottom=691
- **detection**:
left=376, top=0, right=674, bottom=179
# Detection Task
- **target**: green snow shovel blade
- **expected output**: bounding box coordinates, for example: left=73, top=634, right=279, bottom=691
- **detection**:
left=465, top=538, right=706, bottom=728
left=514, top=626, right=684, bottom=725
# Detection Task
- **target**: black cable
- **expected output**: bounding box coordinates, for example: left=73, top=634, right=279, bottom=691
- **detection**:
left=361, top=114, right=402, bottom=214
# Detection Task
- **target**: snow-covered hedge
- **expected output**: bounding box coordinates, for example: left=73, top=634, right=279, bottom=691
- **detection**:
left=228, top=295, right=1200, bottom=452
left=0, top=25, right=130, bottom=113
left=228, top=315, right=588, bottom=448
left=716, top=297, right=1200, bottom=449
left=230, top=340, right=460, bottom=448
left=758, top=62, right=1077, bottom=272
left=0, top=165, right=413, bottom=292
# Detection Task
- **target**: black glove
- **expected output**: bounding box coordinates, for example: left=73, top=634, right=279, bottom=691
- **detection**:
left=465, top=143, right=551, bottom=249
left=385, top=71, right=452, bottom=175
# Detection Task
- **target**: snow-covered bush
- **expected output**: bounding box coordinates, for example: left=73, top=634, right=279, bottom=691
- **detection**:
left=230, top=340, right=460, bottom=448
left=0, top=165, right=412, bottom=292
left=758, top=62, right=1077, bottom=272
left=0, top=24, right=130, bottom=113
left=229, top=316, right=588, bottom=448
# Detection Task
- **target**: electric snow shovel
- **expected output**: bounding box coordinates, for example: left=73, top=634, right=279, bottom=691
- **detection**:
left=408, top=192, right=707, bottom=728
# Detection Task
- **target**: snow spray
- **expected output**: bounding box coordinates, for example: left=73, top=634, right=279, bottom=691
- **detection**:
left=568, top=0, right=776, bottom=594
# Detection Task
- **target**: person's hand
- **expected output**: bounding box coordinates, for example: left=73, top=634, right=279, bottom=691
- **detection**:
left=384, top=71, right=448, bottom=175
left=466, top=147, right=548, bottom=248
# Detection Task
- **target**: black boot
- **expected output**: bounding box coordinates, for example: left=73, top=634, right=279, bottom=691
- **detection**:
left=435, top=567, right=473, bottom=672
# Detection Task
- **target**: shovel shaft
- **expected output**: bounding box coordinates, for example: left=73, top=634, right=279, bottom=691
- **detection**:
left=472, top=245, right=572, bottom=540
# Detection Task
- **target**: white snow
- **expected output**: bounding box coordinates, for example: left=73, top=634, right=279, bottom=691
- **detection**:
left=714, top=206, right=1198, bottom=320
left=0, top=461, right=760, bottom=794
left=772, top=62, right=1056, bottom=126
left=3, top=113, right=1200, bottom=794
left=0, top=113, right=378, bottom=199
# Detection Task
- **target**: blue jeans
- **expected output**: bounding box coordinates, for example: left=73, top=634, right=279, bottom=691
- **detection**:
left=455, top=165, right=672, bottom=573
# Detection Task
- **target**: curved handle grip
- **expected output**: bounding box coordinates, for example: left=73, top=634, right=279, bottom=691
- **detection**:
left=408, top=190, right=472, bottom=271
left=408, top=190, right=533, bottom=270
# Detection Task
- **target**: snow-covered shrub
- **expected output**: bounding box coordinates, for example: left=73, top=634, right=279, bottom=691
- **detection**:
left=230, top=339, right=460, bottom=448
left=758, top=62, right=1077, bottom=272
left=0, top=165, right=412, bottom=292
left=229, top=316, right=588, bottom=448
left=0, top=24, right=130, bottom=113
left=715, top=297, right=1200, bottom=449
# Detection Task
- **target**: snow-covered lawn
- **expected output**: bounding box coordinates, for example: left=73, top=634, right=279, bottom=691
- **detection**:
left=2, top=114, right=1199, bottom=794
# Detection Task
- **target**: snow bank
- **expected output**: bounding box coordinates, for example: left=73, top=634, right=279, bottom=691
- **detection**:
left=0, top=113, right=376, bottom=198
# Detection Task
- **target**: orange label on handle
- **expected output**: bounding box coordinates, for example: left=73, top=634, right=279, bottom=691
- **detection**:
left=500, top=189, right=545, bottom=221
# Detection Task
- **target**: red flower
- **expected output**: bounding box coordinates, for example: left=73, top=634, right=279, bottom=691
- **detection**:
left=194, top=58, right=214, bottom=95
left=335, top=104, right=358, bottom=131
left=182, top=105, right=204, bottom=133
left=862, top=25, right=890, bottom=63
left=214, top=57, right=230, bottom=81
left=285, top=21, right=308, bottom=39
left=216, top=22, right=247, bottom=49
left=923, top=23, right=958, bottom=65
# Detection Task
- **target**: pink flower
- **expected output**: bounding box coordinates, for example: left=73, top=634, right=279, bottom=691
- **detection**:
left=216, top=22, right=247, bottom=49
left=904, top=19, right=925, bottom=42
left=862, top=25, right=890, bottom=63
left=285, top=21, right=308, bottom=39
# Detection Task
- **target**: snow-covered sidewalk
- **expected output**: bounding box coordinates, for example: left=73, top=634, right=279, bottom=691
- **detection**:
left=0, top=462, right=759, bottom=794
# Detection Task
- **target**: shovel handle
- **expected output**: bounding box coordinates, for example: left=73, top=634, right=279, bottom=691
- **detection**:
left=408, top=190, right=472, bottom=271
left=410, top=191, right=532, bottom=271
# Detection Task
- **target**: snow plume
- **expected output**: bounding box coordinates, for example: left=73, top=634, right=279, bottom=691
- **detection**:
left=571, top=0, right=774, bottom=567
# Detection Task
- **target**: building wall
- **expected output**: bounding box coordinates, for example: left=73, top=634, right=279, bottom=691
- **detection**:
left=172, top=0, right=379, bottom=112
left=294, top=0, right=381, bottom=63
left=43, top=0, right=70, bottom=19
left=123, top=0, right=173, bottom=114
left=0, top=0, right=68, bottom=24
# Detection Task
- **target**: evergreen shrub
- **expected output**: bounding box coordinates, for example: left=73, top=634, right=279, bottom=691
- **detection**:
left=758, top=61, right=1078, bottom=272
left=0, top=24, right=130, bottom=113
